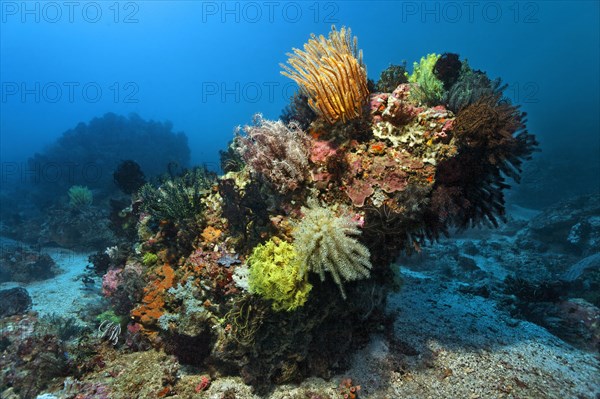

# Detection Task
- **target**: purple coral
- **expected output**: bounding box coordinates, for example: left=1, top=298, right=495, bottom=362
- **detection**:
left=310, top=140, right=337, bottom=163
left=236, top=114, right=311, bottom=194
left=101, top=268, right=123, bottom=297
left=346, top=179, right=375, bottom=207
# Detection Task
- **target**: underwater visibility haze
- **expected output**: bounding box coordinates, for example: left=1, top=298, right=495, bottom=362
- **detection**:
left=0, top=1, right=599, bottom=398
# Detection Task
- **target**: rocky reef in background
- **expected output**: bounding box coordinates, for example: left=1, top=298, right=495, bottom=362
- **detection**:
left=25, top=112, right=190, bottom=209
left=0, top=243, right=58, bottom=284
left=507, top=144, right=600, bottom=209
left=399, top=193, right=600, bottom=352
left=0, top=113, right=191, bottom=250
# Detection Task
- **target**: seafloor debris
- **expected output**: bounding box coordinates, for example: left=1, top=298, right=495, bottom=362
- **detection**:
left=0, top=245, right=58, bottom=283
left=0, top=287, right=32, bottom=317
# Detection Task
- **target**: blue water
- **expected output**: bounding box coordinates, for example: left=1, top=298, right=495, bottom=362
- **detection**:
left=1, top=4, right=599, bottom=397
left=1, top=1, right=598, bottom=181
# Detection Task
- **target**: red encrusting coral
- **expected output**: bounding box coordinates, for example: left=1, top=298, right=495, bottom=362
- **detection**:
left=310, top=139, right=338, bottom=163
left=339, top=141, right=435, bottom=209
left=370, top=83, right=422, bottom=126
left=194, top=375, right=211, bottom=392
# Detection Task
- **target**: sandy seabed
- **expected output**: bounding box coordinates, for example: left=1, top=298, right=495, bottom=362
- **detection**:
left=228, top=271, right=598, bottom=399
